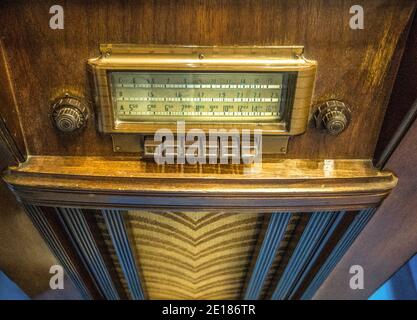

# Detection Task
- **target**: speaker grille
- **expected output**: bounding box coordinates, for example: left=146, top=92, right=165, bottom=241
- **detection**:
left=25, top=206, right=375, bottom=300
left=123, top=210, right=265, bottom=299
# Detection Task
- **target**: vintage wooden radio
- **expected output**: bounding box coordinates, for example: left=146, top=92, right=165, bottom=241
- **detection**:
left=0, top=1, right=416, bottom=301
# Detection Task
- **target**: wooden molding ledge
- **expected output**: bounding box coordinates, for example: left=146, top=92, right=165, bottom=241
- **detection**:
left=2, top=156, right=397, bottom=211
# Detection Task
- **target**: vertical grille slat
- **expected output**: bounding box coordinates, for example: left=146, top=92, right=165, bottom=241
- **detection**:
left=301, top=208, right=376, bottom=300
left=56, top=208, right=120, bottom=300
left=244, top=212, right=291, bottom=300
left=102, top=209, right=145, bottom=300
left=271, top=211, right=344, bottom=300
left=60, top=209, right=114, bottom=297
left=286, top=211, right=346, bottom=298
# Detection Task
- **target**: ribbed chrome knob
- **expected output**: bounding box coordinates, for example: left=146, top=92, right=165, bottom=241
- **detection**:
left=51, top=96, right=88, bottom=133
left=314, top=100, right=351, bottom=136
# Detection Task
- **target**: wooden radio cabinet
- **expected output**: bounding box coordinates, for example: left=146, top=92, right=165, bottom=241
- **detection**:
left=1, top=1, right=416, bottom=300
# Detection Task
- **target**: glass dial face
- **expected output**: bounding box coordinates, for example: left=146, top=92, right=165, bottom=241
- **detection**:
left=110, top=71, right=294, bottom=123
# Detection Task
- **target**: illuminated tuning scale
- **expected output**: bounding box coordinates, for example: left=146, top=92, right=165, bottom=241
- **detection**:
left=111, top=72, right=289, bottom=122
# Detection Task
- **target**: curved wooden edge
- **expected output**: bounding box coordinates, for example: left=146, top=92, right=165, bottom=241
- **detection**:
left=2, top=156, right=397, bottom=211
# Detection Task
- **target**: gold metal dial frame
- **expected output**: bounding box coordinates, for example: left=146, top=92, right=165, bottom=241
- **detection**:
left=88, top=44, right=317, bottom=135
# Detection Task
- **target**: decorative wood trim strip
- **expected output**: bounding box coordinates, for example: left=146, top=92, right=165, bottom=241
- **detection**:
left=243, top=212, right=291, bottom=300
left=56, top=208, right=120, bottom=300
left=271, top=211, right=345, bottom=299
left=0, top=39, right=26, bottom=164
left=102, top=209, right=146, bottom=300
left=23, top=204, right=93, bottom=300
left=0, top=117, right=24, bottom=165
left=4, top=157, right=397, bottom=211
left=375, top=97, right=417, bottom=168
left=300, top=208, right=375, bottom=299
